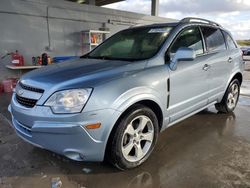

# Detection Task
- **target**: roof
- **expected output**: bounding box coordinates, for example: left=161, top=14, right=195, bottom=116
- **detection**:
left=130, top=17, right=224, bottom=30
left=66, top=0, right=124, bottom=6
left=131, top=22, right=179, bottom=29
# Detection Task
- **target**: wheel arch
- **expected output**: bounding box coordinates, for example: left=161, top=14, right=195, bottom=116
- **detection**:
left=231, top=72, right=243, bottom=86
left=223, top=72, right=243, bottom=95
left=104, top=99, right=164, bottom=161
left=215, top=73, right=242, bottom=113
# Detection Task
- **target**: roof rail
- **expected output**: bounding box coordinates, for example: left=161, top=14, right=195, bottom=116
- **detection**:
left=180, top=17, right=221, bottom=27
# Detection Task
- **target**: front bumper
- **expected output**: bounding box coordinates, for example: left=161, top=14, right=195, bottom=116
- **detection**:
left=9, top=94, right=121, bottom=161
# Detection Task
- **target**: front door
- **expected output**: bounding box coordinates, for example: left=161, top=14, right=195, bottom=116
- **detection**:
left=167, top=26, right=209, bottom=123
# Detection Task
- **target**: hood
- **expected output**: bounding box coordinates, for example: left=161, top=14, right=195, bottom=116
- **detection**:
left=21, top=58, right=146, bottom=90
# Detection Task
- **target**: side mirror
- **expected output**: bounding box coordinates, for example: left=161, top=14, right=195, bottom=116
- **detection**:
left=169, top=47, right=196, bottom=71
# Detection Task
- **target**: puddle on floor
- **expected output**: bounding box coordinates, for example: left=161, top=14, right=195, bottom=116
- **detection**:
left=238, top=95, right=250, bottom=106
left=241, top=80, right=250, bottom=96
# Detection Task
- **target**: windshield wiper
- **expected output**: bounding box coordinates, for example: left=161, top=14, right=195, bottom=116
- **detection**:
left=81, top=55, right=124, bottom=61
left=80, top=54, right=111, bottom=60
left=92, top=56, right=114, bottom=60
left=80, top=55, right=142, bottom=62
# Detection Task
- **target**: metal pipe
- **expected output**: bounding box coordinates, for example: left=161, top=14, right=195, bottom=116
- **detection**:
left=46, top=6, right=51, bottom=51
left=151, top=0, right=159, bottom=16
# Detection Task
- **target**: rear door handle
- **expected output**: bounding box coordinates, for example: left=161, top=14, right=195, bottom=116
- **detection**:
left=203, top=64, right=211, bottom=71
left=228, top=57, right=233, bottom=63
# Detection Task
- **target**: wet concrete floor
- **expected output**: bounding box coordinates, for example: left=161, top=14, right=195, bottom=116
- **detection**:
left=1, top=95, right=250, bottom=188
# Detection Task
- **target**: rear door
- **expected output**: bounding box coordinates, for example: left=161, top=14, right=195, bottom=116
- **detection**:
left=167, top=26, right=209, bottom=123
left=200, top=27, right=230, bottom=102
left=222, top=30, right=240, bottom=75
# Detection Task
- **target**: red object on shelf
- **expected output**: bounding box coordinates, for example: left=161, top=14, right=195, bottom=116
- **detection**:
left=2, top=78, right=18, bottom=93
left=11, top=50, right=24, bottom=66
left=0, top=84, right=4, bottom=94
left=37, top=56, right=42, bottom=65
left=2, top=79, right=13, bottom=93
left=10, top=78, right=18, bottom=89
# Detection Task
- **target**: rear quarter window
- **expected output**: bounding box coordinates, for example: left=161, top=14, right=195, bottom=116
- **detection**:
left=201, top=27, right=226, bottom=52
left=222, top=31, right=238, bottom=50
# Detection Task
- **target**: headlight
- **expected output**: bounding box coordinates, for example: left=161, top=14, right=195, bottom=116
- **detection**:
left=45, top=89, right=92, bottom=114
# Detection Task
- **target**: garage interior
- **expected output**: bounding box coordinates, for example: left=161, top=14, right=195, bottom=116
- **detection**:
left=0, top=0, right=168, bottom=82
left=0, top=0, right=250, bottom=187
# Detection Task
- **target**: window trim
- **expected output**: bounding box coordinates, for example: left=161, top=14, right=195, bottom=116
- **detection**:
left=198, top=26, right=207, bottom=54
left=200, top=26, right=227, bottom=54
left=165, top=25, right=205, bottom=62
left=222, top=30, right=238, bottom=50
left=221, top=29, right=228, bottom=50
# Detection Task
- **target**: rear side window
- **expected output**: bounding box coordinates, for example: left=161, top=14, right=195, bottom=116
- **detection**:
left=201, top=27, right=226, bottom=52
left=170, top=27, right=204, bottom=55
left=222, top=31, right=237, bottom=50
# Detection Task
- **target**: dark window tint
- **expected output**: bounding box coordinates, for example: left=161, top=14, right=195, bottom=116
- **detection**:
left=201, top=27, right=226, bottom=52
left=223, top=31, right=237, bottom=50
left=170, top=27, right=204, bottom=55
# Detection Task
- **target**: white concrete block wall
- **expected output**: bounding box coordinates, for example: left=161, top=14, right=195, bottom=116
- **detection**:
left=0, top=0, right=176, bottom=80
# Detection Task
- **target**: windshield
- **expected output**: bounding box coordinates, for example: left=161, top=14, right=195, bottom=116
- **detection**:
left=84, top=26, right=173, bottom=61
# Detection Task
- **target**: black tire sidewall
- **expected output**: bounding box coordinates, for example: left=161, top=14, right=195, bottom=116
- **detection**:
left=111, top=105, right=159, bottom=170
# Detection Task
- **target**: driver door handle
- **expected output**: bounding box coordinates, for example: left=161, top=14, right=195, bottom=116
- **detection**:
left=203, top=64, right=211, bottom=71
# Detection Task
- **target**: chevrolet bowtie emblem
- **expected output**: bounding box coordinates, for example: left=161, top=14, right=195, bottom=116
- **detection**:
left=18, top=89, right=24, bottom=96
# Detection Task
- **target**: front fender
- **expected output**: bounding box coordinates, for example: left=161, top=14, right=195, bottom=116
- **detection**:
left=112, top=86, right=165, bottom=114
left=82, top=65, right=169, bottom=148
left=83, top=64, right=169, bottom=113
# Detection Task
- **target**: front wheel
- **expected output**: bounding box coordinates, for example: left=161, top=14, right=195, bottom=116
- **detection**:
left=215, top=79, right=240, bottom=113
left=108, top=104, right=159, bottom=170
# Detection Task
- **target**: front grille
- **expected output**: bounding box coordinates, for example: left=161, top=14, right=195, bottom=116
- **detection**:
left=16, top=95, right=37, bottom=108
left=19, top=82, right=44, bottom=93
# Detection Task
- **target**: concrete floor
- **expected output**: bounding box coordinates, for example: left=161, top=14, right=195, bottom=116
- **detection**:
left=1, top=67, right=250, bottom=187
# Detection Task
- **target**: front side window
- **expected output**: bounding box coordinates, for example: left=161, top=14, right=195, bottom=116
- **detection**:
left=222, top=31, right=237, bottom=50
left=169, top=27, right=204, bottom=55
left=201, top=27, right=226, bottom=52
left=85, top=26, right=173, bottom=61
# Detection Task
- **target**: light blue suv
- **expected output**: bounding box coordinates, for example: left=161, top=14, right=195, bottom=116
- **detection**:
left=9, top=17, right=244, bottom=169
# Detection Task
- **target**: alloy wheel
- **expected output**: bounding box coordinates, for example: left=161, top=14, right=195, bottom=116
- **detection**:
left=121, top=115, right=154, bottom=162
left=227, top=83, right=239, bottom=109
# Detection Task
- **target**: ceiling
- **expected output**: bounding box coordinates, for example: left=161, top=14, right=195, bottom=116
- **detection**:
left=66, top=0, right=124, bottom=6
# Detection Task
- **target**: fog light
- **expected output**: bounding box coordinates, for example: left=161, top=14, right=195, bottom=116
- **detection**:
left=85, top=123, right=101, bottom=129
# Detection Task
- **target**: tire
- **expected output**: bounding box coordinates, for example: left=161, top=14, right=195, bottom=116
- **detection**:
left=108, top=104, right=159, bottom=170
left=215, top=79, right=240, bottom=113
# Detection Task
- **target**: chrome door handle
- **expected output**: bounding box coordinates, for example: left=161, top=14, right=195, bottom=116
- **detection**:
left=228, top=57, right=233, bottom=63
left=203, top=64, right=211, bottom=71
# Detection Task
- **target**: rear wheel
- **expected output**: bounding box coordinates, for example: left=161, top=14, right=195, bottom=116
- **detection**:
left=215, top=79, right=240, bottom=113
left=108, top=104, right=159, bottom=170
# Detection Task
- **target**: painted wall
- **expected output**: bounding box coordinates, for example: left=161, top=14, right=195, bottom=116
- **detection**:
left=0, top=0, right=175, bottom=80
